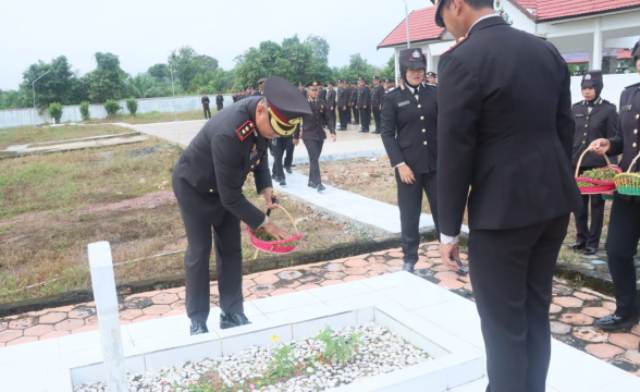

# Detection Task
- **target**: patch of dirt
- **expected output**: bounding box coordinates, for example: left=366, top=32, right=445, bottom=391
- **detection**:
left=83, top=191, right=175, bottom=213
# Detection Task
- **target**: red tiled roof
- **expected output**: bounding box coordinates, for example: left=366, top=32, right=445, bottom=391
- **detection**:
left=377, top=7, right=444, bottom=49
left=378, top=1, right=640, bottom=48
left=533, top=0, right=640, bottom=21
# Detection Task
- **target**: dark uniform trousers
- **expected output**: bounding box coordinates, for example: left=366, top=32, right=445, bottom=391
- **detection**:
left=172, top=174, right=244, bottom=323
left=284, top=139, right=294, bottom=170
left=396, top=171, right=439, bottom=264
left=304, top=139, right=324, bottom=185
left=203, top=106, right=211, bottom=119
left=339, top=108, right=349, bottom=130
left=352, top=107, right=359, bottom=124
left=372, top=107, right=382, bottom=132
left=359, top=108, right=371, bottom=132
left=469, top=215, right=569, bottom=392
left=575, top=189, right=605, bottom=249
left=271, top=137, right=289, bottom=180
left=606, top=194, right=640, bottom=317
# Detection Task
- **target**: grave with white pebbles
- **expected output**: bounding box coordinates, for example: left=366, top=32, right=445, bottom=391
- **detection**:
left=75, top=324, right=430, bottom=392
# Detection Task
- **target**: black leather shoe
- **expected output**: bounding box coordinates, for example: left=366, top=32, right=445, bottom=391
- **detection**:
left=279, top=179, right=287, bottom=186
left=595, top=314, right=639, bottom=332
left=569, top=242, right=586, bottom=251
left=583, top=246, right=597, bottom=256
left=285, top=167, right=292, bottom=174
left=308, top=182, right=318, bottom=189
left=190, top=319, right=208, bottom=335
left=402, top=262, right=416, bottom=273
left=317, top=183, right=326, bottom=193
left=220, top=311, right=251, bottom=329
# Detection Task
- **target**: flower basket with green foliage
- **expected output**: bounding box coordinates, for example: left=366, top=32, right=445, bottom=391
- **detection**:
left=79, top=101, right=90, bottom=121
left=104, top=99, right=120, bottom=117
left=126, top=98, right=138, bottom=116
left=48, top=102, right=63, bottom=124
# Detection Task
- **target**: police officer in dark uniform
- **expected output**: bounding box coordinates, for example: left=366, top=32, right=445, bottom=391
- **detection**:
left=349, top=81, right=359, bottom=125
left=380, top=48, right=439, bottom=273
left=297, top=81, right=336, bottom=192
left=371, top=76, right=385, bottom=133
left=433, top=1, right=582, bottom=391
left=325, top=81, right=337, bottom=132
left=590, top=40, right=640, bottom=332
left=357, top=78, right=371, bottom=133
left=570, top=71, right=618, bottom=255
left=337, top=80, right=349, bottom=130
left=215, top=94, right=224, bottom=111
left=426, top=72, right=438, bottom=86
left=172, top=76, right=310, bottom=335
left=201, top=94, right=211, bottom=119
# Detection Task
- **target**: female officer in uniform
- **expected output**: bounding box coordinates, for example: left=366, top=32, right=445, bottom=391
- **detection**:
left=296, top=81, right=336, bottom=193
left=380, top=48, right=439, bottom=273
left=590, top=40, right=640, bottom=331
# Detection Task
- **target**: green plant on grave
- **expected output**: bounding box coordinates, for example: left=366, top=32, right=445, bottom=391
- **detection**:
left=79, top=101, right=90, bottom=121
left=316, top=327, right=360, bottom=366
left=104, top=99, right=120, bottom=117
left=126, top=98, right=138, bottom=116
left=264, top=342, right=297, bottom=381
left=48, top=102, right=63, bottom=124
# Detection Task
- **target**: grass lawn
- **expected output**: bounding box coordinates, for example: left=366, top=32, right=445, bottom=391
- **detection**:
left=0, top=132, right=374, bottom=304
left=298, top=156, right=431, bottom=213
left=0, top=124, right=131, bottom=150
left=89, top=110, right=210, bottom=125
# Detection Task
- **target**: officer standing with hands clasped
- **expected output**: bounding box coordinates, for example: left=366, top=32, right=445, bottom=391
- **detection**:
left=432, top=0, right=581, bottom=391
left=589, top=39, right=640, bottom=332
left=380, top=47, right=439, bottom=273
left=172, top=76, right=311, bottom=335
left=371, top=76, right=385, bottom=133
left=570, top=71, right=618, bottom=256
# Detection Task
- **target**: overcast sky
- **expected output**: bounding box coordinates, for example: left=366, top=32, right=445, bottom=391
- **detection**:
left=0, top=0, right=431, bottom=90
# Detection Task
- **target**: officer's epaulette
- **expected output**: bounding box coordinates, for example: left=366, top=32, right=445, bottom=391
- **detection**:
left=443, top=35, right=469, bottom=56
left=235, top=120, right=256, bottom=142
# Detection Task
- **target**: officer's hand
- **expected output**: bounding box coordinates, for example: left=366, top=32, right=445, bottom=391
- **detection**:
left=589, top=138, right=610, bottom=155
left=440, top=243, right=462, bottom=272
left=331, top=134, right=337, bottom=142
left=397, top=164, right=416, bottom=184
left=261, top=188, right=277, bottom=209
left=263, top=221, right=288, bottom=241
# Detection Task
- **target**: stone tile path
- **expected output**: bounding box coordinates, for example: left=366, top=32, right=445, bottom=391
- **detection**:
left=1, top=242, right=638, bottom=377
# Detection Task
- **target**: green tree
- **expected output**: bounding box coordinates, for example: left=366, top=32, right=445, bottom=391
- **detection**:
left=0, top=89, right=29, bottom=110
left=126, top=98, right=138, bottom=116
left=86, top=52, right=129, bottom=103
left=168, top=47, right=220, bottom=92
left=147, top=63, right=171, bottom=81
left=380, top=55, right=396, bottom=81
left=20, top=56, right=76, bottom=109
left=335, top=54, right=379, bottom=83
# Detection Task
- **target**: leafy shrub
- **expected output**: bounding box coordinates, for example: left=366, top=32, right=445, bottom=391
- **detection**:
left=79, top=101, right=90, bottom=121
left=126, top=98, right=138, bottom=116
left=104, top=99, right=120, bottom=117
left=48, top=102, right=63, bottom=124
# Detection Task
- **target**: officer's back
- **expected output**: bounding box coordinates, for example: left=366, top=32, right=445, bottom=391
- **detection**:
left=438, top=16, right=580, bottom=230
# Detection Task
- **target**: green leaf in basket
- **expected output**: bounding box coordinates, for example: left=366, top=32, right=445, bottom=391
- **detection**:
left=582, top=167, right=617, bottom=181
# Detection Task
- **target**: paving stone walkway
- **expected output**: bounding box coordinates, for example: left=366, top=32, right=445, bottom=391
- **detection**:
left=1, top=242, right=638, bottom=378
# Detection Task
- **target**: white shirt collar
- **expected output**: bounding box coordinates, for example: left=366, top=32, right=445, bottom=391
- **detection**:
left=467, top=13, right=500, bottom=36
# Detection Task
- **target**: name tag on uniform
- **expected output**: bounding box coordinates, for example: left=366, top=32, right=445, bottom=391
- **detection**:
left=397, top=100, right=411, bottom=108
left=574, top=114, right=585, bottom=118
left=622, top=105, right=632, bottom=111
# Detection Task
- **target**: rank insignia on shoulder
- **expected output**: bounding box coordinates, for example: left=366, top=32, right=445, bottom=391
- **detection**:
left=236, top=120, right=256, bottom=141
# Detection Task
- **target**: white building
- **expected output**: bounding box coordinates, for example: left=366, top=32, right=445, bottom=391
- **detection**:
left=378, top=0, right=640, bottom=103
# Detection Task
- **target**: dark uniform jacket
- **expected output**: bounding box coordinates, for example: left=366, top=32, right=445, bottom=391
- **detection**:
left=436, top=16, right=581, bottom=235
left=371, top=85, right=385, bottom=110
left=571, top=98, right=618, bottom=168
left=337, top=87, right=349, bottom=108
left=348, top=87, right=357, bottom=107
left=201, top=96, right=210, bottom=107
left=381, top=83, right=437, bottom=174
left=610, top=82, right=640, bottom=172
left=173, top=97, right=271, bottom=229
left=325, top=88, right=336, bottom=110
left=356, top=86, right=371, bottom=110
left=297, top=98, right=333, bottom=141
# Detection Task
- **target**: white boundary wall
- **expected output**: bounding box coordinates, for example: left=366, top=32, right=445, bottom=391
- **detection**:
left=0, top=94, right=233, bottom=129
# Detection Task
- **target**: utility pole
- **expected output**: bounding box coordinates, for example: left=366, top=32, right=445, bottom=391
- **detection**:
left=32, top=69, right=51, bottom=125
left=404, top=0, right=411, bottom=48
